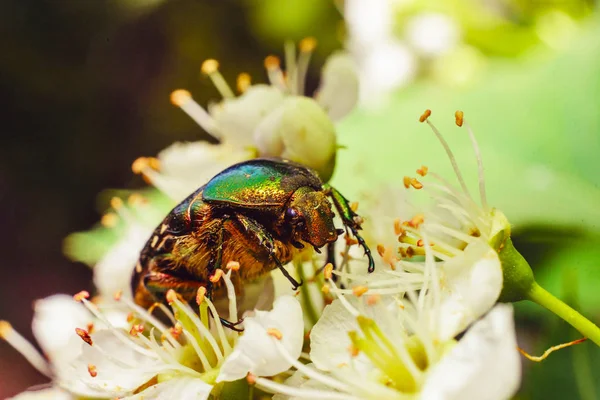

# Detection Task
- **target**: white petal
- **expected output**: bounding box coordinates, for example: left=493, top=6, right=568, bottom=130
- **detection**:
left=156, top=141, right=252, bottom=201
left=210, top=84, right=285, bottom=147
left=436, top=241, right=503, bottom=340
left=8, top=387, right=73, bottom=400
left=421, top=305, right=521, bottom=400
left=31, top=295, right=91, bottom=365
left=122, top=376, right=212, bottom=400
left=217, top=295, right=304, bottom=382
left=253, top=105, right=286, bottom=156
left=60, top=330, right=166, bottom=397
left=405, top=13, right=461, bottom=57
left=94, top=224, right=150, bottom=300
left=315, top=52, right=359, bottom=121
left=344, top=0, right=393, bottom=44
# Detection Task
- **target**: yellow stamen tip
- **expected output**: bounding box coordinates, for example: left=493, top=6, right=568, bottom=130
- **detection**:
left=323, top=263, right=334, bottom=280
left=403, top=176, right=411, bottom=189
left=75, top=328, right=93, bottom=346
left=410, top=178, right=423, bottom=190
left=416, top=165, right=428, bottom=177
left=267, top=328, right=283, bottom=340
left=209, top=269, right=224, bottom=283
left=196, top=287, right=207, bottom=305
left=455, top=110, right=464, bottom=127
left=113, top=290, right=122, bottom=301
left=349, top=201, right=359, bottom=212
left=201, top=59, right=220, bottom=75
left=128, top=193, right=147, bottom=206
left=73, top=291, right=90, bottom=302
left=166, top=289, right=178, bottom=304
left=246, top=373, right=257, bottom=385
left=110, top=197, right=123, bottom=210
left=87, top=363, right=98, bottom=378
left=264, top=55, right=281, bottom=70
left=236, top=73, right=251, bottom=94
left=321, top=284, right=330, bottom=294
left=170, top=89, right=192, bottom=106
left=101, top=213, right=119, bottom=228
left=352, top=286, right=368, bottom=297
left=376, top=244, right=385, bottom=258
left=419, top=109, right=432, bottom=123
left=226, top=261, right=240, bottom=271
left=299, top=37, right=317, bottom=52
left=0, top=321, right=12, bottom=338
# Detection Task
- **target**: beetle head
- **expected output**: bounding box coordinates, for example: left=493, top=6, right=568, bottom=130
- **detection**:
left=287, top=188, right=338, bottom=249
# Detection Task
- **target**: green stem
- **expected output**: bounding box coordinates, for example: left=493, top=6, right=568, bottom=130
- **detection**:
left=526, top=282, right=600, bottom=347
left=296, top=260, right=320, bottom=327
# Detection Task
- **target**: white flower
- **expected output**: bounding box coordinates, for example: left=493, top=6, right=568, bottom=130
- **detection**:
left=154, top=40, right=358, bottom=183
left=405, top=13, right=461, bottom=57
left=57, top=270, right=303, bottom=399
left=0, top=295, right=97, bottom=399
left=255, top=252, right=520, bottom=400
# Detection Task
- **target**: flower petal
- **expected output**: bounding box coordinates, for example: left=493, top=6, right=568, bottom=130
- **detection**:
left=436, top=241, right=503, bottom=340
left=121, top=376, right=212, bottom=400
left=31, top=295, right=91, bottom=365
left=315, top=52, right=359, bottom=121
left=217, top=295, right=304, bottom=382
left=8, top=387, right=72, bottom=400
left=421, top=304, right=521, bottom=400
left=60, top=330, right=166, bottom=397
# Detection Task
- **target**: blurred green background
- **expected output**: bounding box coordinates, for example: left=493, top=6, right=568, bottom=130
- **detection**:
left=0, top=0, right=599, bottom=398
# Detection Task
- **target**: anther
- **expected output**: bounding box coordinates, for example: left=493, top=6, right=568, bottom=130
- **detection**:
left=126, top=312, right=135, bottom=323
left=110, top=197, right=123, bottom=210
left=170, top=323, right=183, bottom=340
left=403, top=176, right=411, bottom=189
left=264, top=55, right=281, bottom=70
left=267, top=328, right=283, bottom=340
left=324, top=263, right=334, bottom=280
left=419, top=109, right=432, bottom=122
left=128, top=193, right=147, bottom=206
left=246, top=373, right=257, bottom=385
left=394, top=219, right=405, bottom=236
left=170, top=89, right=192, bottom=107
left=236, top=73, right=251, bottom=93
left=226, top=261, right=240, bottom=271
left=209, top=269, right=224, bottom=283
left=87, top=363, right=98, bottom=378
left=0, top=321, right=12, bottom=338
left=348, top=345, right=360, bottom=357
left=113, top=290, right=122, bottom=301
left=165, top=289, right=178, bottom=304
left=352, top=286, right=368, bottom=297
left=410, top=178, right=423, bottom=189
left=101, top=213, right=119, bottom=227
left=366, top=294, right=381, bottom=306
left=345, top=235, right=358, bottom=246
left=73, top=291, right=90, bottom=302
left=408, top=214, right=425, bottom=228
left=349, top=201, right=359, bottom=212
left=455, top=110, right=464, bottom=127
left=201, top=59, right=220, bottom=75
left=321, top=284, right=330, bottom=294
left=416, top=239, right=424, bottom=247
left=376, top=244, right=385, bottom=258
left=416, top=165, right=428, bottom=177
left=87, top=323, right=95, bottom=334
left=196, top=287, right=207, bottom=305
left=75, top=328, right=93, bottom=346
left=299, top=37, right=317, bottom=52
left=129, top=324, right=144, bottom=336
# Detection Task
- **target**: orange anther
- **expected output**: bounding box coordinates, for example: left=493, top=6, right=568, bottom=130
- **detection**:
left=73, top=291, right=90, bottom=302
left=209, top=269, right=224, bottom=283
left=376, top=244, right=385, bottom=258
left=410, top=178, right=423, bottom=190
left=170, top=89, right=191, bottom=106
left=76, top=328, right=93, bottom=346
left=345, top=235, right=358, bottom=246
left=324, top=263, right=334, bottom=280
left=416, top=239, right=424, bottom=247
left=110, top=197, right=123, bottom=210
left=419, top=109, right=432, bottom=123
left=299, top=37, right=317, bottom=52
left=246, top=373, right=257, bottom=385
left=196, top=287, right=207, bottom=305
left=264, top=55, right=281, bottom=70
left=87, top=363, right=98, bottom=378
left=226, top=261, right=240, bottom=271
left=321, top=284, right=330, bottom=294
left=394, top=219, right=404, bottom=236
left=348, top=345, right=360, bottom=357
left=126, top=312, right=135, bottom=323
left=236, top=73, right=251, bottom=93
left=349, top=202, right=359, bottom=212
left=165, top=289, right=178, bottom=304
left=408, top=214, right=425, bottom=228
left=416, top=165, right=428, bottom=177
left=101, top=213, right=119, bottom=227
left=403, top=176, right=411, bottom=189
left=267, top=328, right=283, bottom=340
left=201, top=59, right=219, bottom=75
left=113, top=290, right=123, bottom=301
left=352, top=286, right=368, bottom=297
left=366, top=294, right=381, bottom=306
left=455, top=110, right=464, bottom=127
left=86, top=322, right=95, bottom=334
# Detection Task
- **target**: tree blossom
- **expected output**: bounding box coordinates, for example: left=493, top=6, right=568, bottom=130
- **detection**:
left=259, top=248, right=520, bottom=400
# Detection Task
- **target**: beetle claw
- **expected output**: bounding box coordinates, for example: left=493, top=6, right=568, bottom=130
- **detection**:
left=313, top=246, right=322, bottom=254
left=219, top=317, right=245, bottom=332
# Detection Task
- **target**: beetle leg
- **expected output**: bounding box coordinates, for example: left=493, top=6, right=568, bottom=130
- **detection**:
left=237, top=214, right=303, bottom=290
left=142, top=268, right=205, bottom=305
left=323, top=184, right=375, bottom=273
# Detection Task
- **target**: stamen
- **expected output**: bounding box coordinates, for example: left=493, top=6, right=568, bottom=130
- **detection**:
left=410, top=178, right=423, bottom=190
left=226, top=260, right=240, bottom=271
left=236, top=73, right=251, bottom=94
left=73, top=290, right=90, bottom=302
left=349, top=202, right=359, bottom=212
left=462, top=115, right=489, bottom=211
left=352, top=286, right=368, bottom=297
left=416, top=166, right=428, bottom=177
left=209, top=269, right=224, bottom=283
left=419, top=109, right=432, bottom=122
left=267, top=328, right=283, bottom=340
left=169, top=89, right=220, bottom=139
left=296, top=37, right=316, bottom=95
left=264, top=56, right=287, bottom=91
left=196, top=287, right=207, bottom=305
left=324, top=263, right=334, bottom=280
left=201, top=59, right=235, bottom=99
left=421, top=111, right=471, bottom=198
left=181, top=330, right=212, bottom=372
left=403, top=176, right=411, bottom=189
left=255, top=376, right=360, bottom=400
left=203, top=295, right=233, bottom=355
left=101, top=213, right=119, bottom=227
left=0, top=321, right=52, bottom=377
left=284, top=41, right=297, bottom=95
left=222, top=270, right=239, bottom=324
left=87, top=363, right=98, bottom=378
left=76, top=328, right=93, bottom=345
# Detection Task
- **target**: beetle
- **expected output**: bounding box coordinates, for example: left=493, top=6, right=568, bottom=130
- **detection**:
left=131, top=158, right=374, bottom=327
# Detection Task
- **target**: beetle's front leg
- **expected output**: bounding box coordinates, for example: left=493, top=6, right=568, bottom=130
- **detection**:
left=236, top=214, right=303, bottom=290
left=323, top=184, right=375, bottom=273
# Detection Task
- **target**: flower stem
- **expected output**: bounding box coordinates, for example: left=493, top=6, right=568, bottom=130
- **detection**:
left=526, top=282, right=600, bottom=347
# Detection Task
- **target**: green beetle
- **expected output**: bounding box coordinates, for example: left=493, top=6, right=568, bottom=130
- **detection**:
left=131, top=158, right=374, bottom=327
